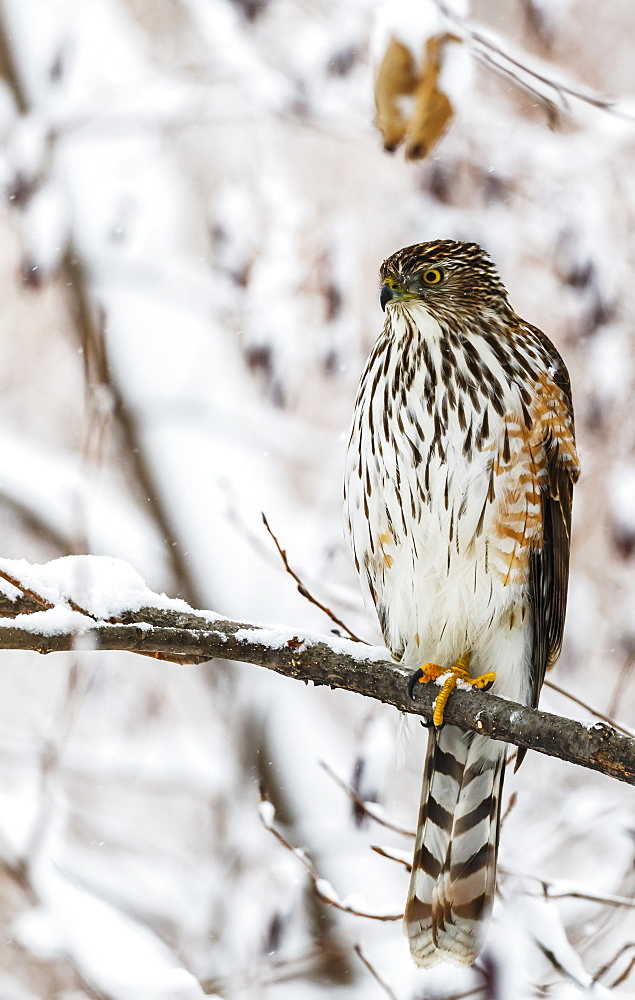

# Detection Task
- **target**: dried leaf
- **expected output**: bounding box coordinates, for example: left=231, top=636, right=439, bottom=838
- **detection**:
left=374, top=37, right=417, bottom=153
left=405, top=35, right=455, bottom=160
left=374, top=33, right=461, bottom=160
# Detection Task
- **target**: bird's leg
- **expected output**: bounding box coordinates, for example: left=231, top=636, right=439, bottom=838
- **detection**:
left=408, top=653, right=496, bottom=728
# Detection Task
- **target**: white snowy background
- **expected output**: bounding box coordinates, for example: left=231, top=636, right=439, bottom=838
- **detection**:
left=0, top=0, right=633, bottom=996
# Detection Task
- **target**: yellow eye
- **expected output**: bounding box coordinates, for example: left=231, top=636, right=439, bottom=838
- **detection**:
left=422, top=268, right=443, bottom=285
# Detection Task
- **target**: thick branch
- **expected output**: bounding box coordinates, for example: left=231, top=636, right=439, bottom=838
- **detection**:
left=1, top=602, right=634, bottom=787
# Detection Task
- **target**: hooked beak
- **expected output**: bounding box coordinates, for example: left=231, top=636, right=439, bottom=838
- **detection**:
left=380, top=282, right=395, bottom=311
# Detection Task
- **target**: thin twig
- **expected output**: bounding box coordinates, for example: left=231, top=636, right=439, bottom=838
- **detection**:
left=441, top=989, right=486, bottom=1000
left=200, top=948, right=327, bottom=994
left=0, top=568, right=55, bottom=610
left=435, top=0, right=635, bottom=124
left=258, top=787, right=402, bottom=922
left=545, top=679, right=635, bottom=738
left=0, top=548, right=98, bottom=619
left=354, top=944, right=400, bottom=1000
left=371, top=845, right=411, bottom=871
left=610, top=953, right=635, bottom=989
left=593, top=941, right=635, bottom=984
left=262, top=513, right=366, bottom=643
left=500, top=790, right=517, bottom=829
left=501, top=868, right=635, bottom=910
left=470, top=28, right=619, bottom=114
left=537, top=941, right=598, bottom=992
left=607, top=653, right=635, bottom=721
left=476, top=49, right=561, bottom=127
left=319, top=760, right=415, bottom=837
left=376, top=846, right=635, bottom=915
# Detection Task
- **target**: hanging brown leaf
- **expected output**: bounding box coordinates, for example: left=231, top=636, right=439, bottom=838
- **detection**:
left=374, top=33, right=461, bottom=160
left=374, top=36, right=418, bottom=153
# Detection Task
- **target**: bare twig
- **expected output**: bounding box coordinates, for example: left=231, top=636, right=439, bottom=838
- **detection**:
left=593, top=942, right=635, bottom=985
left=500, top=790, right=517, bottom=829
left=370, top=844, right=635, bottom=916
left=545, top=679, right=635, bottom=738
left=607, top=652, right=635, bottom=721
left=537, top=941, right=598, bottom=992
left=0, top=567, right=103, bottom=621
left=258, top=787, right=402, bottom=922
left=199, top=947, right=328, bottom=994
left=354, top=944, right=400, bottom=1000
left=262, top=513, right=366, bottom=643
left=434, top=0, right=635, bottom=125
left=0, top=568, right=55, bottom=610
left=440, top=991, right=484, bottom=1000
left=319, top=760, right=415, bottom=837
left=476, top=49, right=561, bottom=127
left=610, top=953, right=635, bottom=989
left=501, top=868, right=635, bottom=910
left=371, top=845, right=412, bottom=871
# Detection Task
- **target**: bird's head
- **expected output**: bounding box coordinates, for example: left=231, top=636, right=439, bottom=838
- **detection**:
left=379, top=240, right=512, bottom=323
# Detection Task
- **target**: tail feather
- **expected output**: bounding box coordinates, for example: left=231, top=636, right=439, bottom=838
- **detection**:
left=404, top=724, right=505, bottom=967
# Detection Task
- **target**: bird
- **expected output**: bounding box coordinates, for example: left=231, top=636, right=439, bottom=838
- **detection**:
left=344, top=240, right=579, bottom=968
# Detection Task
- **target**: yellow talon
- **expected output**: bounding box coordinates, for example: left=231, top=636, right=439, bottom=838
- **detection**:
left=416, top=655, right=497, bottom=727
left=432, top=672, right=458, bottom=726
left=472, top=671, right=496, bottom=690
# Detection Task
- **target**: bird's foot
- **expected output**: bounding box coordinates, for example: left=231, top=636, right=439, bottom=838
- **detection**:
left=408, top=658, right=496, bottom=728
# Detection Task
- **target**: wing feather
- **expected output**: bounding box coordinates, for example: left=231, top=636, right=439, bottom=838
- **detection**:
left=530, top=362, right=578, bottom=707
left=517, top=363, right=578, bottom=770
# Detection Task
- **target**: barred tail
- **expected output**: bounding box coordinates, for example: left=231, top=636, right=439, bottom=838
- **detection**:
left=404, top=724, right=505, bottom=967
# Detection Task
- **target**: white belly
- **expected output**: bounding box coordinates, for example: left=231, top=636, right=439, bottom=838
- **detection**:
left=344, top=305, right=534, bottom=705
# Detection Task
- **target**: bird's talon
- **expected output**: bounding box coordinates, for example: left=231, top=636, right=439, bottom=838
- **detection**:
left=472, top=671, right=496, bottom=691
left=409, top=657, right=497, bottom=726
left=407, top=667, right=424, bottom=700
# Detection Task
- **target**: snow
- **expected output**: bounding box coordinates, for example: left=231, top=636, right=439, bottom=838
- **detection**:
left=0, top=606, right=92, bottom=635
left=0, top=554, right=193, bottom=620
left=258, top=798, right=276, bottom=829
left=315, top=877, right=401, bottom=919
left=516, top=896, right=614, bottom=996
left=0, top=0, right=632, bottom=996
left=234, top=624, right=389, bottom=661
left=16, top=874, right=209, bottom=1000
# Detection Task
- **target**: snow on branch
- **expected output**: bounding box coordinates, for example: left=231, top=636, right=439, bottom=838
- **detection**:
left=0, top=555, right=633, bottom=787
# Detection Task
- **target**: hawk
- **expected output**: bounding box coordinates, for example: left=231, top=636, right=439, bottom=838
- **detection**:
left=344, top=240, right=578, bottom=967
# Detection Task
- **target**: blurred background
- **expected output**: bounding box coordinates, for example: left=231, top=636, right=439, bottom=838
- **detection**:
left=0, top=0, right=634, bottom=996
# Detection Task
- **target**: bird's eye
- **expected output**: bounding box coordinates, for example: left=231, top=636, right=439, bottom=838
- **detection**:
left=422, top=268, right=443, bottom=285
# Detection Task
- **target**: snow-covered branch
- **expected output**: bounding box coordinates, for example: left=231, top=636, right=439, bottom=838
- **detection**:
left=0, top=556, right=633, bottom=789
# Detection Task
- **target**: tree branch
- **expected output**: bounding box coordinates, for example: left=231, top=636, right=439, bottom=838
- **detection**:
left=1, top=593, right=634, bottom=787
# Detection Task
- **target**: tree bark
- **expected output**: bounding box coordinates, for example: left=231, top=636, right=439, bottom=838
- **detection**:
left=0, top=596, right=633, bottom=787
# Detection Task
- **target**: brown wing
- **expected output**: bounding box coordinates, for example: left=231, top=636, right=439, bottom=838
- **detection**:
left=516, top=362, right=578, bottom=770
left=529, top=361, right=579, bottom=708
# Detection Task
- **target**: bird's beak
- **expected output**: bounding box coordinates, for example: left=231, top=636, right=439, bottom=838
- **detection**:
left=381, top=277, right=414, bottom=311
left=380, top=282, right=395, bottom=311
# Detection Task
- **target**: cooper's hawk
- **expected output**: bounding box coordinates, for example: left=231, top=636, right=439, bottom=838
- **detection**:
left=344, top=241, right=578, bottom=967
